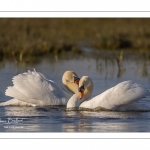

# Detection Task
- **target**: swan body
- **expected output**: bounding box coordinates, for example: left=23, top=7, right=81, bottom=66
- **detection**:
left=0, top=70, right=79, bottom=107
left=67, top=76, right=149, bottom=111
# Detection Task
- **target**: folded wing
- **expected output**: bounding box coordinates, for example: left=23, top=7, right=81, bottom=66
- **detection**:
left=80, top=81, right=147, bottom=110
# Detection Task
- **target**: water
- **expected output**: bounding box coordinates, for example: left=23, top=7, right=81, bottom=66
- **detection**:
left=1, top=50, right=150, bottom=132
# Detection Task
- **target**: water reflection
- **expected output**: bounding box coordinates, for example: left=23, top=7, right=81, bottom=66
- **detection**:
left=1, top=50, right=150, bottom=80
left=1, top=105, right=150, bottom=132
left=141, top=53, right=150, bottom=79
left=3, top=106, right=48, bottom=116
left=62, top=110, right=150, bottom=132
left=116, top=51, right=125, bottom=78
left=0, top=106, right=66, bottom=132
left=62, top=111, right=93, bottom=132
left=93, top=50, right=127, bottom=79
left=141, top=62, right=148, bottom=77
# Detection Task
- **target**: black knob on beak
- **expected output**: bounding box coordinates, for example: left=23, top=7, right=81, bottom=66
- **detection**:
left=78, top=85, right=84, bottom=92
left=74, top=76, right=80, bottom=81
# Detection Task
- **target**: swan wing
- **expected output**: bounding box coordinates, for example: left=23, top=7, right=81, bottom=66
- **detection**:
left=5, top=70, right=69, bottom=106
left=80, top=81, right=147, bottom=110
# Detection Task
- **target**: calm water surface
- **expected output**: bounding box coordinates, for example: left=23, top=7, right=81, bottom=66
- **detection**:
left=0, top=51, right=150, bottom=132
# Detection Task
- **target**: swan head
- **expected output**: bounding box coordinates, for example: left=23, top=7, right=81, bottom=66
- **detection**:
left=62, top=71, right=80, bottom=94
left=78, top=76, right=93, bottom=99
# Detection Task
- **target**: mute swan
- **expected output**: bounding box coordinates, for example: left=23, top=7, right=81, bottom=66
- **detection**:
left=67, top=76, right=150, bottom=111
left=0, top=70, right=79, bottom=107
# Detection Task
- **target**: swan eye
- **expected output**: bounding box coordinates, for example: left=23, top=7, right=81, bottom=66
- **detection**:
left=65, top=79, right=70, bottom=83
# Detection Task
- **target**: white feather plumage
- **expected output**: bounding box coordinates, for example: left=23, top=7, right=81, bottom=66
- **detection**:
left=80, top=81, right=147, bottom=110
left=3, top=70, right=71, bottom=106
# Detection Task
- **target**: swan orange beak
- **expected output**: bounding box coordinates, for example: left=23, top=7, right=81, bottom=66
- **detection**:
left=79, top=89, right=84, bottom=99
left=74, top=80, right=79, bottom=85
left=74, top=77, right=80, bottom=85
left=79, top=85, right=85, bottom=99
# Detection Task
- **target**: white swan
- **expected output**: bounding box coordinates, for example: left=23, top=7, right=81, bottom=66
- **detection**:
left=0, top=70, right=79, bottom=107
left=67, top=76, right=150, bottom=111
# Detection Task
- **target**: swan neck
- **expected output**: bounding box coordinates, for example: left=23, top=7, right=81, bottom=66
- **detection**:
left=62, top=72, right=78, bottom=94
left=67, top=76, right=94, bottom=110
left=67, top=93, right=85, bottom=109
left=63, top=82, right=78, bottom=94
left=84, top=79, right=93, bottom=100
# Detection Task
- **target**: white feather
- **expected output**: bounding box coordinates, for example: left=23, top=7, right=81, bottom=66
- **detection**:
left=80, top=81, right=147, bottom=110
left=67, top=79, right=149, bottom=111
left=4, top=70, right=70, bottom=106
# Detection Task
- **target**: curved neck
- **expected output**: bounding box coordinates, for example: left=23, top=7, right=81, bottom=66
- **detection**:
left=67, top=93, right=84, bottom=109
left=67, top=78, right=94, bottom=109
left=84, top=79, right=93, bottom=100
left=63, top=82, right=78, bottom=94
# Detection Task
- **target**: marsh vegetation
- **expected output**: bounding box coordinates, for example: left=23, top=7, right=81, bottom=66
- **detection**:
left=0, top=18, right=150, bottom=60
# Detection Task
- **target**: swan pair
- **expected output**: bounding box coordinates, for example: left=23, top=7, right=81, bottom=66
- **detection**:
left=0, top=70, right=149, bottom=111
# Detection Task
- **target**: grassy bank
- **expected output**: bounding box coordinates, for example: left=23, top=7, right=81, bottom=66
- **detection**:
left=0, top=18, right=150, bottom=60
